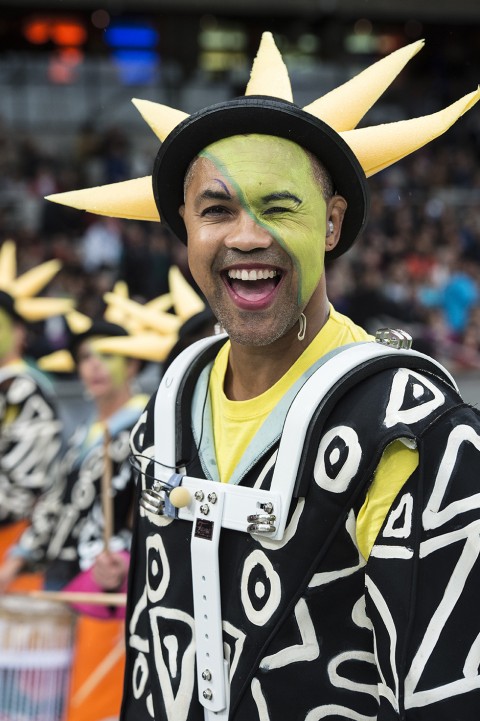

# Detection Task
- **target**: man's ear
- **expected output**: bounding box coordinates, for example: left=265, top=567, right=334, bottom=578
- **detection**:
left=325, top=195, right=347, bottom=253
left=179, top=204, right=185, bottom=220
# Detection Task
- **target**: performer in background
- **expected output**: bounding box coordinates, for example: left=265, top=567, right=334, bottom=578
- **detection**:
left=0, top=274, right=206, bottom=721
left=0, top=239, right=72, bottom=592
left=0, top=304, right=150, bottom=721
left=47, top=34, right=480, bottom=721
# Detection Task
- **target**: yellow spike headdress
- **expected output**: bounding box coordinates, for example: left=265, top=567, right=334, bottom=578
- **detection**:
left=0, top=239, right=73, bottom=322
left=46, top=32, right=479, bottom=257
left=91, top=266, right=206, bottom=362
left=39, top=269, right=206, bottom=370
left=37, top=309, right=130, bottom=373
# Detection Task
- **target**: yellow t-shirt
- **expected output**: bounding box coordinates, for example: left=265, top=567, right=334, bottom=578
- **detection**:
left=209, top=306, right=418, bottom=559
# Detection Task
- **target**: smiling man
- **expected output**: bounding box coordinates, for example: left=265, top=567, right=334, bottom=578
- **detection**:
left=46, top=33, right=480, bottom=721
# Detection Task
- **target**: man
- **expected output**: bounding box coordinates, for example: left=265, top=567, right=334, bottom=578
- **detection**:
left=48, top=34, right=480, bottom=720
left=0, top=240, right=72, bottom=592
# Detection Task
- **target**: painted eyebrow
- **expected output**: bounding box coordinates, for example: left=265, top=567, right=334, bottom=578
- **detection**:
left=262, top=191, right=302, bottom=204
left=194, top=181, right=232, bottom=208
left=194, top=189, right=230, bottom=210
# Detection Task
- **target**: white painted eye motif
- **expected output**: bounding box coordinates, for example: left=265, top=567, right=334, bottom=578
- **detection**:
left=314, top=425, right=362, bottom=494
left=146, top=534, right=170, bottom=603
left=240, top=549, right=281, bottom=626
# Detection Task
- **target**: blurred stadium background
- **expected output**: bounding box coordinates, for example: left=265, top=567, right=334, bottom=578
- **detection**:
left=1, top=0, right=479, bottom=408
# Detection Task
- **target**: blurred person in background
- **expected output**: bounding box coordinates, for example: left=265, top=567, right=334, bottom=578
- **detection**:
left=438, top=252, right=479, bottom=337
left=0, top=311, right=150, bottom=721
left=0, top=239, right=72, bottom=592
left=0, top=314, right=150, bottom=592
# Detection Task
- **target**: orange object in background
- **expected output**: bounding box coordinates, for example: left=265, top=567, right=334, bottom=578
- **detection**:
left=0, top=521, right=43, bottom=591
left=65, top=615, right=125, bottom=721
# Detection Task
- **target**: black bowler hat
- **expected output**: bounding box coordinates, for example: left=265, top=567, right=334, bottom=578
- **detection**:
left=0, top=290, right=23, bottom=323
left=152, top=96, right=369, bottom=259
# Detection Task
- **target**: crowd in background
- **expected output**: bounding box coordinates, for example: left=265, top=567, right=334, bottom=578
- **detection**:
left=1, top=97, right=480, bottom=374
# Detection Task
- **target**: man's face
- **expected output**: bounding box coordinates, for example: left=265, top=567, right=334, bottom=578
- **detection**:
left=181, top=134, right=328, bottom=346
left=0, top=308, right=15, bottom=359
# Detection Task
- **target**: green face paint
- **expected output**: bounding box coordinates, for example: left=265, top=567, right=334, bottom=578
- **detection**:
left=101, top=352, right=128, bottom=388
left=0, top=308, right=15, bottom=359
left=77, top=338, right=129, bottom=389
left=200, top=134, right=328, bottom=306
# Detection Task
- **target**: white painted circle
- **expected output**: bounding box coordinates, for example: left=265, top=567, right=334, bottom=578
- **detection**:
left=241, top=550, right=281, bottom=626
left=133, top=652, right=149, bottom=699
left=146, top=533, right=170, bottom=602
left=314, top=425, right=362, bottom=493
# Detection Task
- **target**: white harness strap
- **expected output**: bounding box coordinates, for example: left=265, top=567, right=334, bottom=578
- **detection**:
left=151, top=337, right=456, bottom=718
left=190, top=489, right=229, bottom=718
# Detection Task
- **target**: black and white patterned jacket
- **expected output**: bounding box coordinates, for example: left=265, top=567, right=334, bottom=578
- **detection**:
left=122, top=338, right=480, bottom=721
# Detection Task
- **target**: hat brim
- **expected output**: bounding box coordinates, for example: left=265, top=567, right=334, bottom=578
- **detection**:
left=70, top=319, right=128, bottom=357
left=0, top=290, right=23, bottom=323
left=153, top=97, right=369, bottom=259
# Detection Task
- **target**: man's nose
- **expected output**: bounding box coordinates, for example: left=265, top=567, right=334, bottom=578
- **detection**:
left=224, top=211, right=273, bottom=251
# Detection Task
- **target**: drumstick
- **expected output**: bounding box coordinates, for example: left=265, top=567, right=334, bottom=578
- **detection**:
left=26, top=589, right=127, bottom=606
left=101, top=424, right=113, bottom=552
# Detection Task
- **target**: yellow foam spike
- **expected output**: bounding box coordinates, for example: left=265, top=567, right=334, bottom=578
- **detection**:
left=104, top=304, right=126, bottom=328
left=168, top=266, right=205, bottom=322
left=0, top=239, right=17, bottom=290
left=146, top=293, right=173, bottom=314
left=46, top=177, right=160, bottom=222
left=66, top=310, right=93, bottom=334
left=37, top=349, right=75, bottom=374
left=132, top=99, right=189, bottom=142
left=112, top=280, right=129, bottom=299
left=15, top=297, right=74, bottom=322
left=11, top=259, right=62, bottom=298
left=304, top=40, right=425, bottom=132
left=103, top=296, right=141, bottom=333
left=343, top=88, right=480, bottom=177
left=91, top=332, right=177, bottom=362
left=103, top=292, right=181, bottom=334
left=245, top=32, right=293, bottom=102
left=104, top=281, right=131, bottom=327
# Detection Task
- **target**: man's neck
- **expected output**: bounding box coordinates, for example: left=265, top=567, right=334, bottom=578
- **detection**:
left=224, top=295, right=330, bottom=401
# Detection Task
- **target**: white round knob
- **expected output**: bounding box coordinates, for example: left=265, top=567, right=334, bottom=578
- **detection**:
left=169, top=486, right=191, bottom=508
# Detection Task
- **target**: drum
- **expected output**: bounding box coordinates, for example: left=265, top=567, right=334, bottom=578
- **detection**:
left=0, top=594, right=76, bottom=721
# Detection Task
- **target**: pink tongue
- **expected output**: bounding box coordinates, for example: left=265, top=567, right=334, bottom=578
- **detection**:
left=231, top=278, right=276, bottom=301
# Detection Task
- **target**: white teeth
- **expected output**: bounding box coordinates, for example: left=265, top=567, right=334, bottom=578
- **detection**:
left=227, top=269, right=278, bottom=281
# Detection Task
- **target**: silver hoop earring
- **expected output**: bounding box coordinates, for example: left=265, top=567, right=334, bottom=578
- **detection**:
left=297, top=312, right=307, bottom=341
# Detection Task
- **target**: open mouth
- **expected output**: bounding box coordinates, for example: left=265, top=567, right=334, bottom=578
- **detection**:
left=224, top=266, right=283, bottom=308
